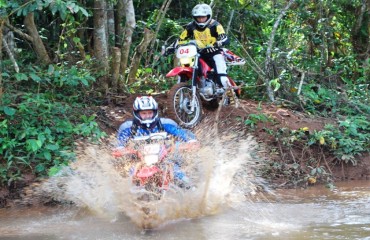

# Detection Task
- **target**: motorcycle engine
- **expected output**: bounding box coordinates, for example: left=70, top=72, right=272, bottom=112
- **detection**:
left=202, top=80, right=214, bottom=96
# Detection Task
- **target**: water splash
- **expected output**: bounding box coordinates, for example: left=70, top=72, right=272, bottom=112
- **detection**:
left=31, top=126, right=265, bottom=229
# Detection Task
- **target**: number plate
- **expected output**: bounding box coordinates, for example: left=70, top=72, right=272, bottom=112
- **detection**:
left=176, top=45, right=197, bottom=59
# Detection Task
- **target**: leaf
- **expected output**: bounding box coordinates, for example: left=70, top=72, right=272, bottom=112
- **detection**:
left=43, top=151, right=52, bottom=161
left=80, top=78, right=88, bottom=86
left=27, top=139, right=42, bottom=152
left=73, top=37, right=80, bottom=44
left=15, top=73, right=28, bottom=81
left=30, top=73, right=41, bottom=82
left=4, top=106, right=16, bottom=116
left=46, top=144, right=59, bottom=150
left=79, top=7, right=89, bottom=17
left=319, top=136, right=325, bottom=145
left=269, top=79, right=281, bottom=92
left=47, top=65, right=55, bottom=75
left=18, top=131, right=26, bottom=140
left=2, top=72, right=10, bottom=77
left=0, top=0, right=6, bottom=7
left=308, top=177, right=316, bottom=184
left=35, top=164, right=45, bottom=173
left=48, top=166, right=62, bottom=176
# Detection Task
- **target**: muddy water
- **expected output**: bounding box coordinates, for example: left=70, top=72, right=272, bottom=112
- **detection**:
left=0, top=132, right=369, bottom=239
left=0, top=180, right=369, bottom=240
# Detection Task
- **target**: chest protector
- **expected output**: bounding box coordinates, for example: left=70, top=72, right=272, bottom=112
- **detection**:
left=130, top=119, right=164, bottom=136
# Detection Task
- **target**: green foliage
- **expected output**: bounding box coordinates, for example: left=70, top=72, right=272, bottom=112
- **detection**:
left=260, top=114, right=370, bottom=187
left=244, top=113, right=273, bottom=129
left=310, top=117, right=370, bottom=165
left=0, top=64, right=106, bottom=187
left=283, top=115, right=369, bottom=164
left=128, top=73, right=177, bottom=94
left=6, top=0, right=89, bottom=20
left=158, top=18, right=185, bottom=41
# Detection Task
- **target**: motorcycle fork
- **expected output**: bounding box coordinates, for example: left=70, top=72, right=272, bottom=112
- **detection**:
left=190, top=54, right=200, bottom=112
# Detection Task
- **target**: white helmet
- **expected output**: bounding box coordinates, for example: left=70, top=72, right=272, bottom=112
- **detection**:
left=192, top=4, right=212, bottom=29
left=133, top=96, right=159, bottom=127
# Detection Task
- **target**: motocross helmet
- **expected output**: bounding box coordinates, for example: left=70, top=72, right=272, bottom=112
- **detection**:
left=133, top=96, right=159, bottom=128
left=192, top=4, right=212, bottom=29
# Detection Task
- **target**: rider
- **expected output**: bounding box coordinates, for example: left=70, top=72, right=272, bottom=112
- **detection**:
left=116, top=96, right=197, bottom=186
left=166, top=3, right=231, bottom=92
left=117, top=95, right=196, bottom=147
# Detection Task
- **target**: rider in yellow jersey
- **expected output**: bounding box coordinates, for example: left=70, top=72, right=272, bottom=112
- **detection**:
left=168, top=4, right=231, bottom=91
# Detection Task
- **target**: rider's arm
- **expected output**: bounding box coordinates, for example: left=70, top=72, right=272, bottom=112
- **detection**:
left=211, top=22, right=229, bottom=48
left=178, top=22, right=195, bottom=44
left=161, top=118, right=196, bottom=142
left=117, top=120, right=134, bottom=147
left=179, top=30, right=190, bottom=43
left=165, top=24, right=192, bottom=55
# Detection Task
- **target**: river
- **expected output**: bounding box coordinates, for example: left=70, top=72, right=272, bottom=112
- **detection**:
left=0, top=180, right=369, bottom=239
left=0, top=137, right=369, bottom=239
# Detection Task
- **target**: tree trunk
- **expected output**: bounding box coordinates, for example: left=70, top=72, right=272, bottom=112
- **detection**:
left=318, top=1, right=327, bottom=70
left=119, top=0, right=136, bottom=90
left=225, top=9, right=234, bottom=34
left=0, top=19, right=4, bottom=103
left=115, top=0, right=125, bottom=46
left=2, top=20, right=19, bottom=73
left=24, top=13, right=51, bottom=65
left=351, top=0, right=369, bottom=62
left=264, top=0, right=295, bottom=102
left=128, top=28, right=154, bottom=84
left=147, top=0, right=172, bottom=65
left=107, top=2, right=115, bottom=53
left=93, top=0, right=109, bottom=66
left=111, top=47, right=121, bottom=92
left=93, top=0, right=109, bottom=93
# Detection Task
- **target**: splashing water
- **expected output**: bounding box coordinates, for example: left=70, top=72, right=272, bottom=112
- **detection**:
left=32, top=126, right=264, bottom=229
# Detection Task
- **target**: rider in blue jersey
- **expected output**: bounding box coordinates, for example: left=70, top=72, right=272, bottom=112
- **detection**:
left=116, top=96, right=197, bottom=187
left=117, top=96, right=196, bottom=147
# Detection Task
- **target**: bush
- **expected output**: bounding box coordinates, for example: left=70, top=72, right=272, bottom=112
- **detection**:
left=0, top=63, right=106, bottom=187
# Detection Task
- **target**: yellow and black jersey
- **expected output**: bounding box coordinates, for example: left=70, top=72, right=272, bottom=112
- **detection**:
left=179, top=20, right=229, bottom=49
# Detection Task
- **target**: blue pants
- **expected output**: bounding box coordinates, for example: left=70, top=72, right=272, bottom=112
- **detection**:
left=173, top=163, right=187, bottom=181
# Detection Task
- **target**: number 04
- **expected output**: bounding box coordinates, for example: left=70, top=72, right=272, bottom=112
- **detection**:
left=179, top=48, right=189, bottom=54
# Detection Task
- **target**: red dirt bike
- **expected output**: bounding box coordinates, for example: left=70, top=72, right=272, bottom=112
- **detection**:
left=163, top=40, right=245, bottom=128
left=112, top=132, right=198, bottom=201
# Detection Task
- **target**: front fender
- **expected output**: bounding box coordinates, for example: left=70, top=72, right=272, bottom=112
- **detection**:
left=166, top=66, right=193, bottom=78
left=136, top=166, right=160, bottom=178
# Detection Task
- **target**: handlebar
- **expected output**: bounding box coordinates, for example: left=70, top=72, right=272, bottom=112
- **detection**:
left=112, top=147, right=138, bottom=158
left=131, top=132, right=168, bottom=142
left=169, top=140, right=201, bottom=152
left=112, top=140, right=200, bottom=158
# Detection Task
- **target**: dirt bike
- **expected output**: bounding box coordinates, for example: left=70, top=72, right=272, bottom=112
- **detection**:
left=112, top=132, right=197, bottom=202
left=163, top=40, right=245, bottom=128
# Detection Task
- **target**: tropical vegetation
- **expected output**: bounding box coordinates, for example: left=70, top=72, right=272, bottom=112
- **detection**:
left=0, top=0, right=369, bottom=188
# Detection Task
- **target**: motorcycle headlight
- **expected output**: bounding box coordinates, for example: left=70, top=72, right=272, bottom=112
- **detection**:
left=142, top=143, right=161, bottom=165
left=180, top=57, right=194, bottom=67
left=144, top=155, right=159, bottom=166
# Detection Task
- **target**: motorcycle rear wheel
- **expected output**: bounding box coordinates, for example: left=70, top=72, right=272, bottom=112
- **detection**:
left=167, top=82, right=203, bottom=128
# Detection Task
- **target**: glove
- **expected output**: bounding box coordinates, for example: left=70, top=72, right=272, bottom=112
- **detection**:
left=214, top=41, right=222, bottom=48
left=204, top=47, right=217, bottom=54
left=112, top=149, right=124, bottom=158
left=183, top=140, right=201, bottom=151
left=163, top=46, right=175, bottom=56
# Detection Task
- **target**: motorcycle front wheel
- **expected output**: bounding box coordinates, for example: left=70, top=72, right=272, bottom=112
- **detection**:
left=167, top=82, right=203, bottom=128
